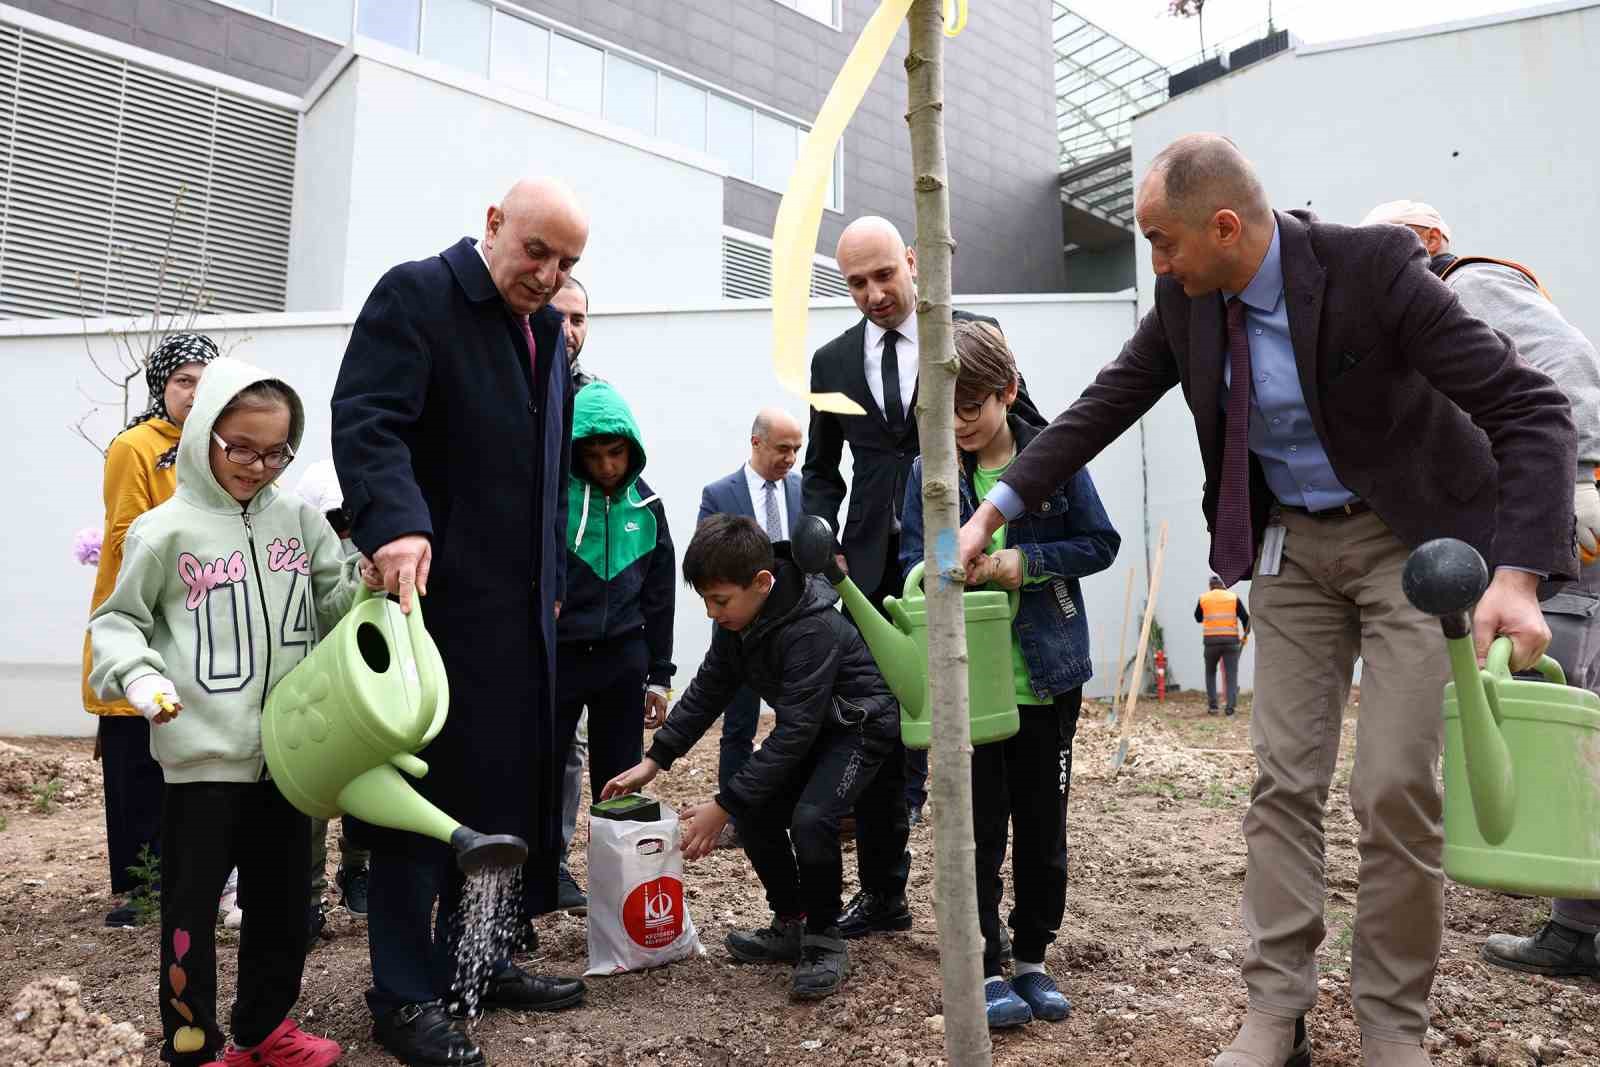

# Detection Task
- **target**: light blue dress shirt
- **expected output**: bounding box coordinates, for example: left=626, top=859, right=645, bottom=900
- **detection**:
left=1221, top=222, right=1354, bottom=513
left=986, top=223, right=1355, bottom=523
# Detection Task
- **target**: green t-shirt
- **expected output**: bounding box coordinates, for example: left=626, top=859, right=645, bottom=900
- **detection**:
left=971, top=460, right=1049, bottom=706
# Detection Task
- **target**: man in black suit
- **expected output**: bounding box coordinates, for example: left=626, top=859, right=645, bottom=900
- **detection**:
left=958, top=136, right=1574, bottom=1067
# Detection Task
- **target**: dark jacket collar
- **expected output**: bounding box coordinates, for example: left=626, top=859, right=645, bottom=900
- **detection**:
left=441, top=236, right=565, bottom=334
left=742, top=549, right=838, bottom=645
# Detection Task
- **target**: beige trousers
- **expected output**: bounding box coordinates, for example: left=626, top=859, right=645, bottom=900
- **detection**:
left=1241, top=508, right=1449, bottom=1042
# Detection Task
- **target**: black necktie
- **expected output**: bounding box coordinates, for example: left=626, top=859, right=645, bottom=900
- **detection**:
left=882, top=329, right=904, bottom=434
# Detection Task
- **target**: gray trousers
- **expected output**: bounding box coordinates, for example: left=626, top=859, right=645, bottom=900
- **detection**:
left=1204, top=640, right=1242, bottom=709
left=559, top=709, right=588, bottom=879
left=1541, top=562, right=1600, bottom=930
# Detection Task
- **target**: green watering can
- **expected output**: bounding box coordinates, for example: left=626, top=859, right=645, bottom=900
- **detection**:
left=262, top=585, right=527, bottom=873
left=792, top=515, right=1020, bottom=750
left=1402, top=538, right=1600, bottom=898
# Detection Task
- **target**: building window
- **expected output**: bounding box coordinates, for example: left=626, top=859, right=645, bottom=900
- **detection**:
left=489, top=10, right=547, bottom=95
left=421, top=0, right=491, bottom=76
left=357, top=0, right=420, bottom=51
left=276, top=0, right=352, bottom=43
left=603, top=53, right=656, bottom=137
left=771, top=0, right=839, bottom=29
left=223, top=0, right=843, bottom=211
left=658, top=75, right=707, bottom=152
left=708, top=93, right=754, bottom=183
left=548, top=32, right=602, bottom=115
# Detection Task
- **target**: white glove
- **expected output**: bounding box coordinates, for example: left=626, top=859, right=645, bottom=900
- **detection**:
left=647, top=684, right=669, bottom=701
left=1577, top=480, right=1600, bottom=561
left=126, top=674, right=181, bottom=722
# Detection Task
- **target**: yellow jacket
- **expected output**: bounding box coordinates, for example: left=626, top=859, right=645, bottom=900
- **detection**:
left=82, top=420, right=181, bottom=715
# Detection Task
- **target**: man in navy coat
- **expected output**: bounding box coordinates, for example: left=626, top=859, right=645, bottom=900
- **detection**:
left=696, top=407, right=804, bottom=841
left=332, top=177, right=588, bottom=1067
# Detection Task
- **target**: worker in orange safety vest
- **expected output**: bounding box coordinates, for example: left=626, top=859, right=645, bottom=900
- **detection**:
left=1195, top=575, right=1250, bottom=716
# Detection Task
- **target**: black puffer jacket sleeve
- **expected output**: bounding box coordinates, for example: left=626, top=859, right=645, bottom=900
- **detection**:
left=646, top=630, right=742, bottom=769
left=714, top=620, right=839, bottom=820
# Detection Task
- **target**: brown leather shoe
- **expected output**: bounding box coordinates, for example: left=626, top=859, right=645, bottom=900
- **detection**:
left=1213, top=1011, right=1310, bottom=1067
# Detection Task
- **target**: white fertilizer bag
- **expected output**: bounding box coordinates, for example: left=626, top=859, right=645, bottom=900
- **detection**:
left=585, top=802, right=704, bottom=975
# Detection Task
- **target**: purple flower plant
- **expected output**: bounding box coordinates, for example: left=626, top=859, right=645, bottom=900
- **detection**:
left=74, top=527, right=103, bottom=567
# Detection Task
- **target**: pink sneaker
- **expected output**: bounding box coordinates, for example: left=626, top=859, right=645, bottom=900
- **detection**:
left=214, top=1019, right=341, bottom=1066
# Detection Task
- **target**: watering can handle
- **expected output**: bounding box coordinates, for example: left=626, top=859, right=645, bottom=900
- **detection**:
left=354, top=584, right=447, bottom=743
left=1483, top=635, right=1567, bottom=686
left=903, top=561, right=1021, bottom=620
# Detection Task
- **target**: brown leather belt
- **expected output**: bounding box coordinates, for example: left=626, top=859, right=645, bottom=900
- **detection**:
left=1277, top=499, right=1371, bottom=519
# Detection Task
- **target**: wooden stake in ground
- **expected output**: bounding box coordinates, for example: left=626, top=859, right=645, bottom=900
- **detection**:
left=1112, top=521, right=1169, bottom=773
left=905, top=2, right=990, bottom=1062
left=1108, top=565, right=1135, bottom=725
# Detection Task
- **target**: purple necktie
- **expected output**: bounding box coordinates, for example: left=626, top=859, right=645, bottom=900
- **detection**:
left=520, top=315, right=539, bottom=380
left=1211, top=298, right=1255, bottom=585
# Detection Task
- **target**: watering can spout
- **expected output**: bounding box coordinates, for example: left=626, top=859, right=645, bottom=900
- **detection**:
left=791, top=515, right=926, bottom=717
left=1402, top=539, right=1518, bottom=845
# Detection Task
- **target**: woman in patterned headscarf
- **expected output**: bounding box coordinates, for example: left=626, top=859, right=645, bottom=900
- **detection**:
left=83, top=332, right=219, bottom=927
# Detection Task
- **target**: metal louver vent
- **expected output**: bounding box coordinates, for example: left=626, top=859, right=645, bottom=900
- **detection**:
left=721, top=232, right=849, bottom=300
left=0, top=19, right=297, bottom=319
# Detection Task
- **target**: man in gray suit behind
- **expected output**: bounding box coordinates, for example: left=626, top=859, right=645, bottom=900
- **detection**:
left=695, top=408, right=804, bottom=842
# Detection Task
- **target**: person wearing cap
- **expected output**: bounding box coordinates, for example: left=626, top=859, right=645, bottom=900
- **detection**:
left=957, top=135, right=1576, bottom=1067
left=1195, top=574, right=1250, bottom=716
left=293, top=459, right=373, bottom=937
left=1363, top=200, right=1600, bottom=980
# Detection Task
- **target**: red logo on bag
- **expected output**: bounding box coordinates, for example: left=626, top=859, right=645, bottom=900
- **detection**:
left=622, top=877, right=683, bottom=949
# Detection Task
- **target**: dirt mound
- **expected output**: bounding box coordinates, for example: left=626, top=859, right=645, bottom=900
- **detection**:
left=0, top=739, right=100, bottom=813
left=0, top=976, right=143, bottom=1066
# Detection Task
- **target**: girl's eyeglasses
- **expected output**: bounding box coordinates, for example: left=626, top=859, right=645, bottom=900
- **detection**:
left=212, top=433, right=295, bottom=469
left=954, top=397, right=989, bottom=422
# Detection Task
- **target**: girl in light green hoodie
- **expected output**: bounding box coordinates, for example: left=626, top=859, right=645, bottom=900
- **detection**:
left=90, top=357, right=368, bottom=1067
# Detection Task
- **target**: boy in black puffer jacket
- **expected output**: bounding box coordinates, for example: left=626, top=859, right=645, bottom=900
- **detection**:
left=603, top=515, right=899, bottom=1001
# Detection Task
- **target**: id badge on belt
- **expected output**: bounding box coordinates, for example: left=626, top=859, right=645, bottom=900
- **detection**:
left=1258, top=521, right=1286, bottom=577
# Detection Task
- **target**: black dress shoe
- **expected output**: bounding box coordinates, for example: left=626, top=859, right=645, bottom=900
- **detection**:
left=1482, top=920, right=1600, bottom=977
left=837, top=890, right=913, bottom=939
left=374, top=1000, right=484, bottom=1067
left=481, top=964, right=585, bottom=1012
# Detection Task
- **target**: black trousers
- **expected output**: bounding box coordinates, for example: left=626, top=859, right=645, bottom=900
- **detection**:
left=366, top=843, right=465, bottom=1014
left=865, top=547, right=930, bottom=815
left=973, top=688, right=1082, bottom=978
left=556, top=635, right=649, bottom=802
left=1204, top=641, right=1242, bottom=709
left=158, top=781, right=311, bottom=1065
left=740, top=724, right=894, bottom=934
left=99, top=714, right=164, bottom=894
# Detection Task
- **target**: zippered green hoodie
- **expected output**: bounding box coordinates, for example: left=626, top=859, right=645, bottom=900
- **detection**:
left=561, top=381, right=675, bottom=685
left=89, top=357, right=359, bottom=784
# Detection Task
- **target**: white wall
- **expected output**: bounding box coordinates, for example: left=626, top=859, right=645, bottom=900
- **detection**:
left=1132, top=2, right=1600, bottom=343
left=6, top=294, right=1207, bottom=735
left=287, top=48, right=729, bottom=314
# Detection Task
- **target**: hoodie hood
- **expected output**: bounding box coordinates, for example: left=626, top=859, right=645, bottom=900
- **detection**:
left=176, top=356, right=306, bottom=515
left=743, top=548, right=838, bottom=646
left=571, top=380, right=647, bottom=491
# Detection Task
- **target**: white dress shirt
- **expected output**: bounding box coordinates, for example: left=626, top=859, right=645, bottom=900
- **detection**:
left=863, top=316, right=919, bottom=419
left=744, top=463, right=789, bottom=541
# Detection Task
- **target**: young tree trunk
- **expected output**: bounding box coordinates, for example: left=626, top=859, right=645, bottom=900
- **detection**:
left=904, top=3, right=992, bottom=1062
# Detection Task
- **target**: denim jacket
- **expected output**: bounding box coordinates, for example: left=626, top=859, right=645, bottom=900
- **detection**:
left=898, top=415, right=1120, bottom=698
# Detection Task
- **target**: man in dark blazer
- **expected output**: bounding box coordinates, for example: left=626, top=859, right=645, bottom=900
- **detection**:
left=697, top=407, right=804, bottom=823
left=959, top=136, right=1574, bottom=1067
left=333, top=177, right=588, bottom=1067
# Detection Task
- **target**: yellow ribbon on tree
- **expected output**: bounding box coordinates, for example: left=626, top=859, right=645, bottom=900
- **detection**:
left=769, top=0, right=967, bottom=414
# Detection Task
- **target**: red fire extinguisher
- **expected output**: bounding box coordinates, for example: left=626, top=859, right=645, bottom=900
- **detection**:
left=1155, top=649, right=1167, bottom=702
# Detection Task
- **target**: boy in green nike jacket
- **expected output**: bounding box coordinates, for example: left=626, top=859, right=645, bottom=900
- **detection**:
left=556, top=381, right=676, bottom=812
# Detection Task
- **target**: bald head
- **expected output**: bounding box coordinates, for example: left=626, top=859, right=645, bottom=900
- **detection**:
left=836, top=216, right=917, bottom=329
left=1135, top=134, right=1274, bottom=298
left=1142, top=134, right=1271, bottom=227
left=750, top=407, right=803, bottom=482
left=482, top=176, right=590, bottom=316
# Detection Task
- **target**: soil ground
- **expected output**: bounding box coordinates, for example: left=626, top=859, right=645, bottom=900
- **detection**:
left=3, top=693, right=1596, bottom=1065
